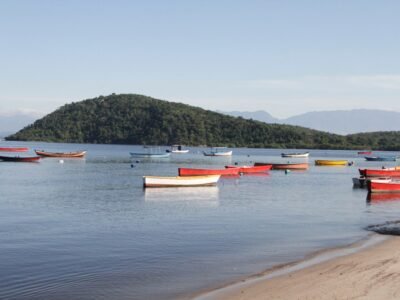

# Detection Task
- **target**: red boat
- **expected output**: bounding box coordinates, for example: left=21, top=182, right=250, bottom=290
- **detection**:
left=358, top=151, right=372, bottom=155
left=225, top=165, right=272, bottom=173
left=178, top=167, right=240, bottom=176
left=254, top=162, right=309, bottom=170
left=0, top=155, right=40, bottom=162
left=359, top=168, right=400, bottom=178
left=0, top=147, right=29, bottom=152
left=368, top=180, right=400, bottom=193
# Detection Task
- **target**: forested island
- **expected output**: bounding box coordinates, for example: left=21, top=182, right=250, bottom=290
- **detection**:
left=5, top=94, right=400, bottom=150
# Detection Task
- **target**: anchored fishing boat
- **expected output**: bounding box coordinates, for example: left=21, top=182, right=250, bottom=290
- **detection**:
left=365, top=156, right=397, bottom=162
left=225, top=165, right=272, bottom=173
left=178, top=167, right=240, bottom=176
left=143, top=175, right=220, bottom=187
left=315, top=160, right=348, bottom=166
left=0, top=155, right=40, bottom=162
left=254, top=162, right=309, bottom=170
left=35, top=150, right=87, bottom=158
left=203, top=147, right=232, bottom=156
left=166, top=145, right=189, bottom=154
left=359, top=168, right=400, bottom=178
left=281, top=152, right=309, bottom=158
left=0, top=147, right=29, bottom=152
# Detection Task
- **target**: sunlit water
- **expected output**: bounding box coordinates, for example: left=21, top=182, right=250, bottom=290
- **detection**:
left=1, top=142, right=400, bottom=299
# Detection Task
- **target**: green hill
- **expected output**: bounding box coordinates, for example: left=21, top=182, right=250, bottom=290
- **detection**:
left=5, top=93, right=400, bottom=150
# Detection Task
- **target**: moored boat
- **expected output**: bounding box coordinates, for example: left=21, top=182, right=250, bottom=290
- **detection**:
left=281, top=152, right=309, bottom=158
left=143, top=175, right=220, bottom=187
left=35, top=150, right=87, bottom=158
left=0, top=155, right=40, bottom=162
left=368, top=180, right=400, bottom=193
left=365, top=156, right=397, bottom=162
left=178, top=167, right=240, bottom=176
left=254, top=162, right=309, bottom=170
left=314, top=159, right=348, bottom=166
left=130, top=146, right=171, bottom=158
left=203, top=147, right=232, bottom=156
left=166, top=145, right=189, bottom=154
left=359, top=168, right=400, bottom=178
left=225, top=165, right=272, bottom=173
left=358, top=151, right=372, bottom=155
left=0, top=147, right=29, bottom=152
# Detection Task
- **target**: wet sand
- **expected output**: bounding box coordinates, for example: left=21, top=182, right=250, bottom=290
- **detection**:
left=195, top=234, right=400, bottom=300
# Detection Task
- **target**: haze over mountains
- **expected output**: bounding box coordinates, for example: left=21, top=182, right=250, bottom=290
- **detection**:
left=222, top=109, right=400, bottom=135
left=0, top=111, right=41, bottom=138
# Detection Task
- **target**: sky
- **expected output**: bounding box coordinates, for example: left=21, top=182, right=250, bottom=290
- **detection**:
left=1, top=0, right=400, bottom=118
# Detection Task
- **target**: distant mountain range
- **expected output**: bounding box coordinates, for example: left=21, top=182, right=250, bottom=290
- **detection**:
left=221, top=109, right=400, bottom=135
left=0, top=112, right=41, bottom=138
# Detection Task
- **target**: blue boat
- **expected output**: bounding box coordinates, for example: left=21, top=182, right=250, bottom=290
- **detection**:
left=365, top=156, right=397, bottom=161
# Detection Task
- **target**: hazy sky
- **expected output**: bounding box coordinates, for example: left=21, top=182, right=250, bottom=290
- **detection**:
left=1, top=0, right=400, bottom=118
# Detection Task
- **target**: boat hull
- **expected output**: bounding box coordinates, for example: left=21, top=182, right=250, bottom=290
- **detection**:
left=130, top=152, right=171, bottom=158
left=179, top=167, right=240, bottom=176
left=0, top=147, right=29, bottom=152
left=225, top=165, right=272, bottom=173
left=0, top=155, right=40, bottom=162
left=365, top=156, right=397, bottom=161
left=203, top=151, right=232, bottom=156
left=254, top=162, right=309, bottom=170
left=281, top=152, right=309, bottom=158
left=360, top=169, right=400, bottom=178
left=35, top=150, right=86, bottom=158
left=143, top=175, right=220, bottom=187
left=315, top=160, right=347, bottom=166
left=171, top=150, right=189, bottom=154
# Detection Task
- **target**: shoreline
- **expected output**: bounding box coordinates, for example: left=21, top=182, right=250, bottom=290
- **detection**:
left=192, top=233, right=394, bottom=300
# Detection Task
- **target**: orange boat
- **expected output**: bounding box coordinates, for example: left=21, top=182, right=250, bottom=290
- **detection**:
left=254, top=162, right=309, bottom=170
left=359, top=168, right=400, bottom=178
left=0, top=147, right=29, bottom=152
left=178, top=167, right=240, bottom=176
left=225, top=165, right=272, bottom=173
left=35, top=150, right=87, bottom=158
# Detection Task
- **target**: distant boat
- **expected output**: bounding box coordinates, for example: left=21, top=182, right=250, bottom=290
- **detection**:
left=203, top=147, right=232, bottom=156
left=179, top=167, right=240, bottom=176
left=35, top=150, right=86, bottom=158
left=166, top=145, right=189, bottom=154
left=0, top=155, right=40, bottom=162
left=0, top=147, right=29, bottom=152
left=143, top=175, right=220, bottom=188
left=281, top=152, right=309, bottom=158
left=315, top=160, right=348, bottom=166
left=254, top=162, right=309, bottom=170
left=225, top=165, right=272, bottom=173
left=358, top=151, right=372, bottom=155
left=365, top=156, right=397, bottom=162
left=130, top=146, right=171, bottom=158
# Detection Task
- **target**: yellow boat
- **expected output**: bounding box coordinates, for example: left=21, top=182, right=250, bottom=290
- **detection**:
left=315, top=159, right=348, bottom=166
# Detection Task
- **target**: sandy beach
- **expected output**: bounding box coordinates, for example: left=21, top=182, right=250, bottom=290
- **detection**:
left=195, top=234, right=400, bottom=300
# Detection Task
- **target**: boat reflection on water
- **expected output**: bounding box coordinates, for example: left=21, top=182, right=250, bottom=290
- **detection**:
left=367, top=192, right=400, bottom=204
left=144, top=186, right=219, bottom=207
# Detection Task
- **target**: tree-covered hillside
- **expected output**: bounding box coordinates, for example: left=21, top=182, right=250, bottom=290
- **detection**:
left=5, top=94, right=400, bottom=150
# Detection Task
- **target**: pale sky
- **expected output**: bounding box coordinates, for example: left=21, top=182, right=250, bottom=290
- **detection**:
left=1, top=0, right=400, bottom=118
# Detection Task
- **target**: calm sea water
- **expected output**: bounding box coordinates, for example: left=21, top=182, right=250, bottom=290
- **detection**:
left=1, top=142, right=400, bottom=299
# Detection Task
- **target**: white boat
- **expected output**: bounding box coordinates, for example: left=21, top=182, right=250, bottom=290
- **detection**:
left=130, top=146, right=170, bottom=158
left=281, top=152, right=309, bottom=158
left=143, top=175, right=221, bottom=188
left=167, top=145, right=189, bottom=154
left=203, top=147, right=232, bottom=156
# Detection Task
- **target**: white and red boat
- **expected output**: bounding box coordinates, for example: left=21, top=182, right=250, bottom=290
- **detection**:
left=143, top=175, right=220, bottom=187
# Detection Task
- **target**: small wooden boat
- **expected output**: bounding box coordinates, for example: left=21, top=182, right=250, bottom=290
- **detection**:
left=203, top=147, right=232, bottom=156
left=35, top=150, right=86, bottom=158
left=359, top=168, right=400, bottom=178
left=368, top=180, right=400, bottom=193
left=225, top=165, right=272, bottom=173
left=281, top=152, right=309, bottom=158
left=365, top=156, right=397, bottom=161
left=254, top=162, right=309, bottom=170
left=315, top=160, right=348, bottom=166
left=179, top=167, right=240, bottom=176
left=166, top=145, right=189, bottom=154
left=143, top=175, right=220, bottom=187
left=0, top=155, right=40, bottom=162
left=0, top=147, right=29, bottom=152
left=358, top=151, right=372, bottom=155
